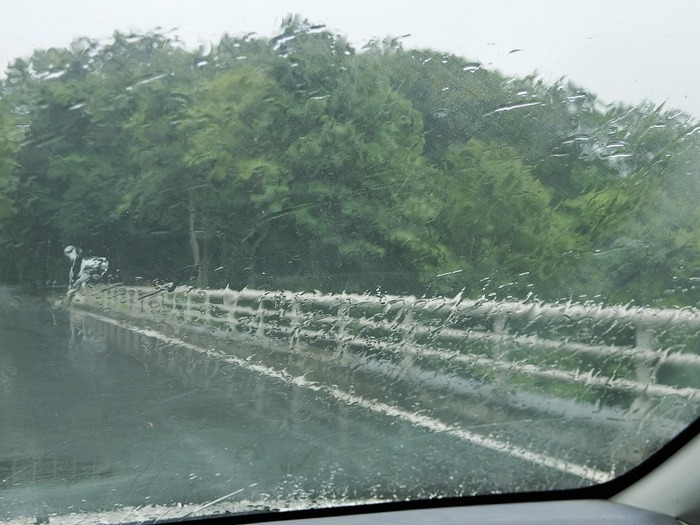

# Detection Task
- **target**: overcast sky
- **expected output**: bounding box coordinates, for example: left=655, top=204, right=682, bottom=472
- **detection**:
left=1, top=0, right=699, bottom=117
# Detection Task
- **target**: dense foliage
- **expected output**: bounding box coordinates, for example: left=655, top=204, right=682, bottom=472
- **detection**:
left=1, top=17, right=699, bottom=306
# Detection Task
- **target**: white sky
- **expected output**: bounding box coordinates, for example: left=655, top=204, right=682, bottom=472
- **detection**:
left=1, top=0, right=699, bottom=116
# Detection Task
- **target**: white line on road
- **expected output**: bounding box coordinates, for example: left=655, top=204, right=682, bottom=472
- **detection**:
left=82, top=310, right=613, bottom=484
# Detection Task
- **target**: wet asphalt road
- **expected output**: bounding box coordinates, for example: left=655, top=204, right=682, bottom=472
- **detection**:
left=0, top=289, right=615, bottom=521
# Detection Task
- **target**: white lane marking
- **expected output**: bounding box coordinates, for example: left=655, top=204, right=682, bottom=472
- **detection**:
left=81, top=310, right=613, bottom=483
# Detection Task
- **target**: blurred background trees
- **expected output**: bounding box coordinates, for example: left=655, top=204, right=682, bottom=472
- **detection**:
left=1, top=18, right=698, bottom=307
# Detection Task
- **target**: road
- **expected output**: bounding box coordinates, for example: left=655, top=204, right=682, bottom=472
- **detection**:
left=0, top=288, right=651, bottom=522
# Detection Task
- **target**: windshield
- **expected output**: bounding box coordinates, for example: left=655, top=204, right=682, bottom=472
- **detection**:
left=2, top=1, right=700, bottom=522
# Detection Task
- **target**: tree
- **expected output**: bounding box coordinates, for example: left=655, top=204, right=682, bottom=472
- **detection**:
left=2, top=23, right=699, bottom=309
left=426, top=139, right=569, bottom=296
left=179, top=66, right=292, bottom=288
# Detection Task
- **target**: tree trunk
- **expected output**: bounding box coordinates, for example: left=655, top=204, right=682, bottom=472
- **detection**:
left=188, top=193, right=209, bottom=288
left=199, top=237, right=210, bottom=288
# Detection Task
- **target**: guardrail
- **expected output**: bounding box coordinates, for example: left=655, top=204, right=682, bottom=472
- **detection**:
left=72, top=285, right=700, bottom=411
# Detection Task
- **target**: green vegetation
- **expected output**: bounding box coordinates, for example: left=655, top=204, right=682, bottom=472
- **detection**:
left=1, top=17, right=699, bottom=306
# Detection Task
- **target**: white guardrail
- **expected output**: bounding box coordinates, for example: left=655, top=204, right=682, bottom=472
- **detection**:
left=73, top=285, right=700, bottom=403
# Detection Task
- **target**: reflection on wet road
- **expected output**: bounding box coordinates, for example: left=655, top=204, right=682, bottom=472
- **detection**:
left=0, top=290, right=640, bottom=521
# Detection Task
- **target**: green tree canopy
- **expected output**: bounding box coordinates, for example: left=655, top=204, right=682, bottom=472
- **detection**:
left=1, top=21, right=698, bottom=307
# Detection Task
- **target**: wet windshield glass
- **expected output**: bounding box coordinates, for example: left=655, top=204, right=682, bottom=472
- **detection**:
left=2, top=1, right=700, bottom=522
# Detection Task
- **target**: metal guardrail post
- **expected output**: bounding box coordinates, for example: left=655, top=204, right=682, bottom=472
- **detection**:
left=492, top=314, right=510, bottom=390
left=202, top=291, right=211, bottom=330
left=400, top=306, right=417, bottom=369
left=336, top=300, right=350, bottom=354
left=631, top=324, right=659, bottom=417
left=128, top=288, right=137, bottom=315
left=223, top=286, right=240, bottom=333
left=166, top=290, right=176, bottom=314
left=255, top=296, right=266, bottom=338
left=289, top=296, right=302, bottom=351
left=184, top=292, right=193, bottom=323
left=155, top=288, right=164, bottom=316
